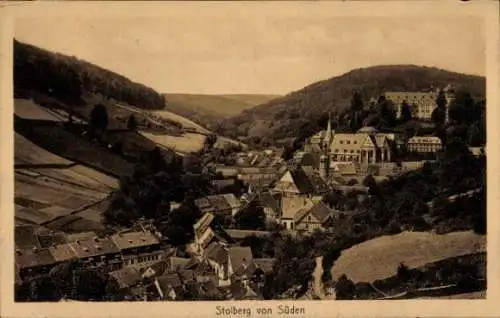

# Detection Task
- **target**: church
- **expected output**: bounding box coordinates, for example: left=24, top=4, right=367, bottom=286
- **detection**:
left=304, top=115, right=394, bottom=174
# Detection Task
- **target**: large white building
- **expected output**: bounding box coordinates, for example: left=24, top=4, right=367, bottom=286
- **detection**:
left=384, top=87, right=455, bottom=122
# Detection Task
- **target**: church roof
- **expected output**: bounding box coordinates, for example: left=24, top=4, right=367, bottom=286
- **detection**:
left=330, top=133, right=371, bottom=152
left=357, top=126, right=378, bottom=134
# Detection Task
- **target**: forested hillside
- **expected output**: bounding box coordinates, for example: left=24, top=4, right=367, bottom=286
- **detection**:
left=219, top=65, right=485, bottom=145
left=14, top=39, right=165, bottom=109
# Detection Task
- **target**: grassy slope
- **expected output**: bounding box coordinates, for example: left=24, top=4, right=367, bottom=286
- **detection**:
left=219, top=65, right=486, bottom=141
left=330, top=231, right=485, bottom=283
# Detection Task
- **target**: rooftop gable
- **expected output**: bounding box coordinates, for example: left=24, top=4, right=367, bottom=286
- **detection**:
left=281, top=197, right=315, bottom=219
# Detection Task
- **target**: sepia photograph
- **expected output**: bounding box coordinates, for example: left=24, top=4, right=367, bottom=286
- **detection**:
left=1, top=1, right=499, bottom=317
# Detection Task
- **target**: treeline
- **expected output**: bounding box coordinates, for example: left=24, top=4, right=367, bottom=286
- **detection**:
left=104, top=137, right=221, bottom=246
left=15, top=260, right=122, bottom=302
left=14, top=40, right=165, bottom=109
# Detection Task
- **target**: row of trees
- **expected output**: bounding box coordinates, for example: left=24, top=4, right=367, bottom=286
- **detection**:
left=14, top=39, right=165, bottom=109
left=104, top=135, right=219, bottom=245
left=16, top=260, right=121, bottom=302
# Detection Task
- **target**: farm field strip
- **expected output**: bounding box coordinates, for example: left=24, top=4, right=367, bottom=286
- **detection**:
left=15, top=133, right=74, bottom=166
left=14, top=99, right=65, bottom=122
left=331, top=231, right=486, bottom=283
left=148, top=110, right=211, bottom=134
left=140, top=131, right=206, bottom=154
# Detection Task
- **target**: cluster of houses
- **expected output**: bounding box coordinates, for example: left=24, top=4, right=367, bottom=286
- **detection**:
left=15, top=221, right=276, bottom=301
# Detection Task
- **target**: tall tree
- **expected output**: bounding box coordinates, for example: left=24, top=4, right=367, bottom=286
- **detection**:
left=236, top=201, right=267, bottom=230
left=448, top=90, right=478, bottom=125
left=350, top=91, right=364, bottom=112
left=90, top=103, right=109, bottom=135
left=377, top=97, right=397, bottom=128
left=400, top=101, right=413, bottom=123
left=127, top=114, right=138, bottom=131
left=432, top=89, right=448, bottom=127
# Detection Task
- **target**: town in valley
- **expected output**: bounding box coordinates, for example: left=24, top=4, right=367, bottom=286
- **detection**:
left=12, top=15, right=486, bottom=303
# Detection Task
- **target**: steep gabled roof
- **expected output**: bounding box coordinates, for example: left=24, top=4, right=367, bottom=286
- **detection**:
left=228, top=247, right=254, bottom=271
left=230, top=279, right=262, bottom=300
left=109, top=267, right=142, bottom=289
left=294, top=201, right=332, bottom=224
left=281, top=197, right=315, bottom=219
left=205, top=242, right=228, bottom=265
left=330, top=133, right=372, bottom=153
left=194, top=213, right=215, bottom=236
left=257, top=192, right=281, bottom=213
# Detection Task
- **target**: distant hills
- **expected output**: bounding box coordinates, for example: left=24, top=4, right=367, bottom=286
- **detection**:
left=218, top=65, right=486, bottom=144
left=163, top=93, right=280, bottom=131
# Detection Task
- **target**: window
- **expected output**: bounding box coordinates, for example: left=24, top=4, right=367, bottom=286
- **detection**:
left=354, top=141, right=357, bottom=144
left=346, top=140, right=350, bottom=144
left=340, top=141, right=344, bottom=144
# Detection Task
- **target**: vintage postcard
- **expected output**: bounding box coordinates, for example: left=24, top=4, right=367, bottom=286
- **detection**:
left=1, top=1, right=499, bottom=317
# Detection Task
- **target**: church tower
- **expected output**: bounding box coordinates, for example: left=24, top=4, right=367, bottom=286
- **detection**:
left=322, top=112, right=333, bottom=153
left=319, top=154, right=330, bottom=180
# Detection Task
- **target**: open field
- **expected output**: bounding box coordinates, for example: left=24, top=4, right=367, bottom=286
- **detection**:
left=140, top=131, right=206, bottom=154
left=149, top=109, right=211, bottom=134
left=331, top=231, right=486, bottom=283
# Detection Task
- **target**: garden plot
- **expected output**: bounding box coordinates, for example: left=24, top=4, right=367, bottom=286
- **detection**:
left=331, top=231, right=486, bottom=283
left=15, top=205, right=52, bottom=225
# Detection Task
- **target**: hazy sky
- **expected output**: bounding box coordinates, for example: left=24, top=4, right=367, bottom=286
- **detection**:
left=14, top=5, right=485, bottom=95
